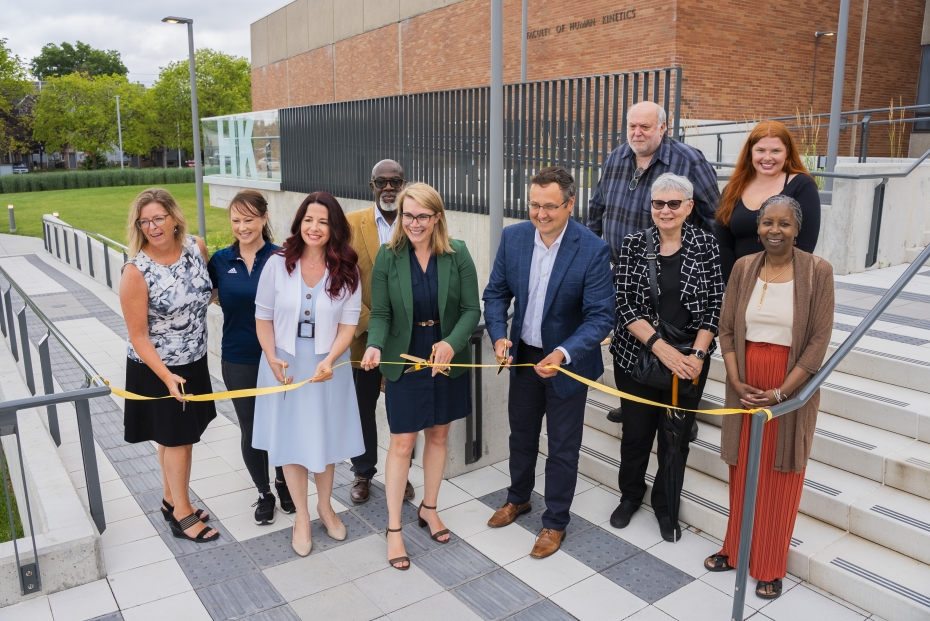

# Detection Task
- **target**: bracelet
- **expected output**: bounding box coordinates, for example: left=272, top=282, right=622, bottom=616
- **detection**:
left=644, top=332, right=662, bottom=351
left=773, top=388, right=784, bottom=403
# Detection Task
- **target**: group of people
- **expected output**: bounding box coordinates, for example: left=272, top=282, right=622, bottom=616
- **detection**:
left=119, top=100, right=833, bottom=601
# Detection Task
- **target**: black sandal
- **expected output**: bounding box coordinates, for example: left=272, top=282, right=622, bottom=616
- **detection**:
left=704, top=554, right=734, bottom=572
left=161, top=499, right=209, bottom=524
left=386, top=526, right=410, bottom=570
left=417, top=503, right=450, bottom=543
left=171, top=513, right=219, bottom=542
left=756, top=579, right=783, bottom=600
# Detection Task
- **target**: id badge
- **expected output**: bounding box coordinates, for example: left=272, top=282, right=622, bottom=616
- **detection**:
left=298, top=321, right=315, bottom=338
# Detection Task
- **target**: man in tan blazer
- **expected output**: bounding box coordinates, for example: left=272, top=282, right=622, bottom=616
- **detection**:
left=346, top=159, right=414, bottom=503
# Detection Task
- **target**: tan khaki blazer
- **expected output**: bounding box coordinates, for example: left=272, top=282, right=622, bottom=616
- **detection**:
left=347, top=205, right=382, bottom=366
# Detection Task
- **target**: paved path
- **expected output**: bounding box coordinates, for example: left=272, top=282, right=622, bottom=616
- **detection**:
left=0, top=234, right=897, bottom=621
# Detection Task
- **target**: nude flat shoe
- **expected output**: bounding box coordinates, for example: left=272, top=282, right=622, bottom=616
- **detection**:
left=291, top=523, right=312, bottom=557
left=324, top=518, right=346, bottom=541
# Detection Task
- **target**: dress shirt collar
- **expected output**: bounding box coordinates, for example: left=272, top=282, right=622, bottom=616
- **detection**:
left=533, top=221, right=568, bottom=251
left=622, top=135, right=672, bottom=168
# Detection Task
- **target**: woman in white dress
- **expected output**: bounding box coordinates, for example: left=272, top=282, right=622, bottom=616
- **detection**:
left=253, top=191, right=365, bottom=556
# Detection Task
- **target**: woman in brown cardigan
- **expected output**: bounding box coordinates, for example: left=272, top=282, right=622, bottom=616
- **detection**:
left=703, top=194, right=834, bottom=601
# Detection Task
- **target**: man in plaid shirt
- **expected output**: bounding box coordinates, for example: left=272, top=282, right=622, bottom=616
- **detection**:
left=587, top=101, right=720, bottom=261
left=587, top=101, right=720, bottom=430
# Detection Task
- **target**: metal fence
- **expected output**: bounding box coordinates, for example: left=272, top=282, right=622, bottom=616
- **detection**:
left=280, top=68, right=682, bottom=222
left=0, top=263, right=109, bottom=596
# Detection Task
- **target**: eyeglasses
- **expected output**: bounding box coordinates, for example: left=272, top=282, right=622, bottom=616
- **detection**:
left=402, top=212, right=436, bottom=225
left=629, top=167, right=645, bottom=191
left=136, top=215, right=170, bottom=229
left=528, top=199, right=569, bottom=213
left=650, top=200, right=685, bottom=210
left=372, top=177, right=405, bottom=190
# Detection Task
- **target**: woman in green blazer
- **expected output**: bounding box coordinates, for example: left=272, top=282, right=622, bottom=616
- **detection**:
left=361, top=182, right=480, bottom=570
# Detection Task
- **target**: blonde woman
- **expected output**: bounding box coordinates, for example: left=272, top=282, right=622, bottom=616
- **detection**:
left=361, top=183, right=481, bottom=570
left=120, top=188, right=218, bottom=543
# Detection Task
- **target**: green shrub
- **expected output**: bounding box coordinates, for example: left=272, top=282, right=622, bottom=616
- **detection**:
left=0, top=168, right=197, bottom=194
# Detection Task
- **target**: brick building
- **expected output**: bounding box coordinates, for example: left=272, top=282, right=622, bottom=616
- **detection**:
left=250, top=0, right=928, bottom=156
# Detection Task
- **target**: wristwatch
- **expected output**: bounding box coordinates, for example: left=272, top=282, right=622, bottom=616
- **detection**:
left=691, top=349, right=707, bottom=360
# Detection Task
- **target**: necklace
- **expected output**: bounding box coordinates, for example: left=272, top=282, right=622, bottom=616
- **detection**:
left=758, top=257, right=793, bottom=309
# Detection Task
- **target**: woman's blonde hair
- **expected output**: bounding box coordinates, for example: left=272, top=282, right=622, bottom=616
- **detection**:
left=387, top=182, right=454, bottom=255
left=126, top=188, right=188, bottom=257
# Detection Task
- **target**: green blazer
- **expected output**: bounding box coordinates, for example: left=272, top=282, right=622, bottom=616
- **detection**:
left=366, top=238, right=481, bottom=381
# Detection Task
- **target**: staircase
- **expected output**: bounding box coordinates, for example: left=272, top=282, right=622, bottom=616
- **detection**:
left=543, top=329, right=930, bottom=621
left=905, top=231, right=930, bottom=263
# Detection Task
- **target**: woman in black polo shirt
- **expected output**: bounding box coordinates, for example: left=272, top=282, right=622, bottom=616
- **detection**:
left=208, top=190, right=293, bottom=525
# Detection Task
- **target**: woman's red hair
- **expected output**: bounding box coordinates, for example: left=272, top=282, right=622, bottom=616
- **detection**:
left=278, top=192, right=359, bottom=299
left=716, top=121, right=812, bottom=226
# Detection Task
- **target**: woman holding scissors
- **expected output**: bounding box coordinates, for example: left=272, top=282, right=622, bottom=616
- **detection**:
left=253, top=192, right=364, bottom=557
left=361, top=183, right=481, bottom=571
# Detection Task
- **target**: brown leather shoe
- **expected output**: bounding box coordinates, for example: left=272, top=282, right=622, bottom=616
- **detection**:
left=404, top=480, right=415, bottom=501
left=350, top=477, right=371, bottom=504
left=487, top=501, right=532, bottom=528
left=530, top=528, right=565, bottom=559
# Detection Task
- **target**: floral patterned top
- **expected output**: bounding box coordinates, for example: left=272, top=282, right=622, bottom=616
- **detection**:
left=126, top=235, right=212, bottom=366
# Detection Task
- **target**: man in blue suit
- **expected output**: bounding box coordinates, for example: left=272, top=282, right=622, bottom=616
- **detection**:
left=483, top=166, right=614, bottom=558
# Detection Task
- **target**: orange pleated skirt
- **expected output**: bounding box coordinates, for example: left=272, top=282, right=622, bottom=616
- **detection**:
left=718, top=341, right=805, bottom=582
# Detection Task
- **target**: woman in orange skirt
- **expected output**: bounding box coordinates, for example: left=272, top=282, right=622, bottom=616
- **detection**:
left=703, top=195, right=834, bottom=600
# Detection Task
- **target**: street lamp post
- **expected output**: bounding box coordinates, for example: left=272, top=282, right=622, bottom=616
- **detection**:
left=114, top=95, right=124, bottom=170
left=810, top=30, right=836, bottom=110
left=162, top=16, right=206, bottom=240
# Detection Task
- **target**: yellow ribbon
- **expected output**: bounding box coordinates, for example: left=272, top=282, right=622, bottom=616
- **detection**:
left=92, top=360, right=772, bottom=421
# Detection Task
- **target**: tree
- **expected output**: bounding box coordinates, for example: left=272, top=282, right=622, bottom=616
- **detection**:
left=148, top=48, right=251, bottom=154
left=0, top=38, right=33, bottom=153
left=30, top=41, right=127, bottom=80
left=32, top=73, right=154, bottom=167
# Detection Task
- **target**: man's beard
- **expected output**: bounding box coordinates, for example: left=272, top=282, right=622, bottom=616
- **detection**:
left=379, top=197, right=397, bottom=212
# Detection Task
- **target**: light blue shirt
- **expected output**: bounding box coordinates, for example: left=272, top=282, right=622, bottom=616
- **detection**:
left=374, top=207, right=396, bottom=245
left=520, top=224, right=571, bottom=364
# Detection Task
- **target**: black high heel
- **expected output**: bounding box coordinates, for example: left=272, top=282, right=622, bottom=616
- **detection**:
left=161, top=499, right=209, bottom=523
left=417, top=502, right=450, bottom=543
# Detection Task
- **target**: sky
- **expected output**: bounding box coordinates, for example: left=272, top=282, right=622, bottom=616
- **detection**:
left=3, top=0, right=290, bottom=86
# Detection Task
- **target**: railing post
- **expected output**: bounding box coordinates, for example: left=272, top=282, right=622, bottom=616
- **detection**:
left=63, top=229, right=70, bottom=264
left=717, top=135, right=723, bottom=166
left=731, top=411, right=768, bottom=621
left=86, top=236, right=94, bottom=278
left=466, top=332, right=483, bottom=465
left=42, top=221, right=47, bottom=251
left=17, top=307, right=35, bottom=395
left=1, top=418, right=43, bottom=595
left=54, top=226, right=60, bottom=259
left=859, top=114, right=871, bottom=163
left=103, top=241, right=112, bottom=288
left=5, top=287, right=18, bottom=361
left=74, top=231, right=81, bottom=271
left=38, top=333, right=60, bottom=446
left=75, top=396, right=106, bottom=534
left=865, top=178, right=888, bottom=268
left=0, top=282, right=6, bottom=337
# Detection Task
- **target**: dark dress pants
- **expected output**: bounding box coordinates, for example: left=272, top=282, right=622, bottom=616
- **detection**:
left=614, top=359, right=710, bottom=518
left=507, top=341, right=587, bottom=531
left=351, top=365, right=382, bottom=480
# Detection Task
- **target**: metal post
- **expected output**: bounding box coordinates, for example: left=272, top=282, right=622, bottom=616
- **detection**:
left=0, top=283, right=6, bottom=337
left=810, top=36, right=821, bottom=110
left=859, top=115, right=871, bottom=163
left=489, top=0, right=504, bottom=267
left=42, top=222, right=47, bottom=252
left=825, top=0, right=851, bottom=192
left=5, top=288, right=18, bottom=361
left=730, top=411, right=768, bottom=621
left=115, top=95, right=124, bottom=170
left=13, top=422, right=42, bottom=595
left=63, top=230, right=70, bottom=264
left=8, top=205, right=16, bottom=233
left=86, top=236, right=94, bottom=278
left=520, top=0, right=528, bottom=83
left=865, top=178, right=887, bottom=268
left=187, top=21, right=206, bottom=240
left=37, top=334, right=60, bottom=446
left=103, top=241, right=112, bottom=288
left=74, top=231, right=81, bottom=271
left=17, top=308, right=35, bottom=395
left=54, top=227, right=60, bottom=259
left=75, top=397, right=106, bottom=534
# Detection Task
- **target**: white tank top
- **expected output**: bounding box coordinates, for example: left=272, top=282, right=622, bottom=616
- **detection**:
left=745, top=278, right=793, bottom=347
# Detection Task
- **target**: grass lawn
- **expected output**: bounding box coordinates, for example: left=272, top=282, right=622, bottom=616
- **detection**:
left=0, top=449, right=25, bottom=543
left=1, top=184, right=236, bottom=252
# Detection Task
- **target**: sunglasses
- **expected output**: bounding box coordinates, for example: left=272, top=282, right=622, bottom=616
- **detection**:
left=372, top=177, right=404, bottom=190
left=629, top=167, right=645, bottom=191
left=650, top=200, right=685, bottom=210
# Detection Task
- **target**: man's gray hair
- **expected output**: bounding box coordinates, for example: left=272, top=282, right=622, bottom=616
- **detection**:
left=655, top=105, right=667, bottom=127
left=757, top=194, right=803, bottom=231
left=651, top=172, right=693, bottom=200
left=629, top=101, right=667, bottom=127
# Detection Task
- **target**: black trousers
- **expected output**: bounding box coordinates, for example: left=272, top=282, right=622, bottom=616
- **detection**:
left=507, top=341, right=587, bottom=531
left=614, top=360, right=710, bottom=518
left=350, top=365, right=382, bottom=480
left=221, top=360, right=284, bottom=494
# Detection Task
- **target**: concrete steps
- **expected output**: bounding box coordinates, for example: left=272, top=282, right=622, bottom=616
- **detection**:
left=904, top=231, right=930, bottom=264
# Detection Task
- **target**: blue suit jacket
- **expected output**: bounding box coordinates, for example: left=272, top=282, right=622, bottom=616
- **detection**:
left=483, top=219, right=615, bottom=398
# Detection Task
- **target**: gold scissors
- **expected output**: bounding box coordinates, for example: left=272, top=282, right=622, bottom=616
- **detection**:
left=495, top=343, right=509, bottom=375
left=400, top=350, right=450, bottom=376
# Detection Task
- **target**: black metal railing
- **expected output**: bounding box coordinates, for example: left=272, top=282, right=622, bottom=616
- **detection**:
left=280, top=68, right=682, bottom=223
left=42, top=218, right=129, bottom=288
left=729, top=243, right=930, bottom=620
left=0, top=263, right=110, bottom=596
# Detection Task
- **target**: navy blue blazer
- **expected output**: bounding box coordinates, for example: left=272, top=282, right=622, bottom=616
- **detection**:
left=483, top=218, right=614, bottom=398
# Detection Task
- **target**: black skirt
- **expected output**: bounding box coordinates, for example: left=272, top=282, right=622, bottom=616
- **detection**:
left=124, top=355, right=217, bottom=447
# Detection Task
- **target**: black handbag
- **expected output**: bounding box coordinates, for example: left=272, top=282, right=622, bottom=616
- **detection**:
left=629, top=230, right=701, bottom=398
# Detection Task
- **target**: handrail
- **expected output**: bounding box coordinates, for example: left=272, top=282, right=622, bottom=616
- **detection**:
left=708, top=145, right=930, bottom=179
left=44, top=218, right=129, bottom=252
left=731, top=243, right=930, bottom=620
left=684, top=102, right=930, bottom=130
left=0, top=385, right=112, bottom=415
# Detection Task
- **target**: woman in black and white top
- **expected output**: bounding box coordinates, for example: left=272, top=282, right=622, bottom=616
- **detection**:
left=608, top=172, right=724, bottom=542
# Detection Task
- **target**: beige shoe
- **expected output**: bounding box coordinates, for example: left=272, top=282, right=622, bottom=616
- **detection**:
left=291, top=523, right=312, bottom=557
left=325, top=519, right=347, bottom=541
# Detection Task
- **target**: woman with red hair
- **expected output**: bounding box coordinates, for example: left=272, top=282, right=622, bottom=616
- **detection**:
left=714, top=121, right=821, bottom=284
left=252, top=192, right=364, bottom=556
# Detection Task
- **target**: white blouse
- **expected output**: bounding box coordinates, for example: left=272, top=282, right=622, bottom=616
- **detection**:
left=745, top=278, right=793, bottom=347
left=254, top=254, right=362, bottom=356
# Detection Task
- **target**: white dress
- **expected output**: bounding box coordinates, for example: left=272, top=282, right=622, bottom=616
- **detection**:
left=252, top=278, right=364, bottom=473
